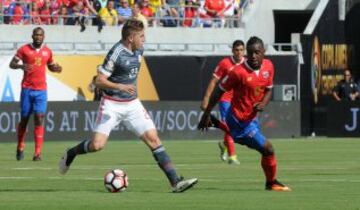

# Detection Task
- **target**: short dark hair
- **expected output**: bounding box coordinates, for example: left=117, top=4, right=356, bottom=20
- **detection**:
left=232, top=40, right=244, bottom=49
left=247, top=36, right=264, bottom=48
left=122, top=19, right=144, bottom=40
left=33, top=27, right=44, bottom=35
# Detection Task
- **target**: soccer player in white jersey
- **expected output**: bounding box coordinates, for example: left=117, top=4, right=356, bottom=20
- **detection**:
left=58, top=19, right=198, bottom=193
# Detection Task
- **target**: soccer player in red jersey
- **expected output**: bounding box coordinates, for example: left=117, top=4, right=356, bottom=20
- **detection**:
left=201, top=40, right=245, bottom=164
left=198, top=36, right=291, bottom=191
left=9, top=27, right=62, bottom=161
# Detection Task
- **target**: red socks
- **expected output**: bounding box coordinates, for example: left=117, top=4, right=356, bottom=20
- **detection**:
left=261, top=154, right=277, bottom=182
left=224, top=133, right=236, bottom=156
left=17, top=125, right=27, bottom=151
left=218, top=120, right=230, bottom=133
left=34, top=126, right=44, bottom=156
left=218, top=121, right=237, bottom=157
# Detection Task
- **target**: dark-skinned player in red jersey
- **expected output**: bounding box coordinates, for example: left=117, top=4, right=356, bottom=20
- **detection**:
left=9, top=27, right=62, bottom=161
left=198, top=36, right=291, bottom=191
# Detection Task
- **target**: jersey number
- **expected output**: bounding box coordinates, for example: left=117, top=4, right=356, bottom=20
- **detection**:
left=34, top=57, right=42, bottom=66
left=128, top=68, right=139, bottom=79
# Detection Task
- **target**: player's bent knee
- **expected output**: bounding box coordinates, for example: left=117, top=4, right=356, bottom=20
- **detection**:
left=141, top=129, right=162, bottom=149
left=90, top=134, right=108, bottom=152
left=91, top=141, right=106, bottom=151
left=263, top=141, right=275, bottom=156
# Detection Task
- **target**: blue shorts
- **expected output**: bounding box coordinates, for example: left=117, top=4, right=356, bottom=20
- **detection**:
left=20, top=88, right=47, bottom=117
left=225, top=110, right=266, bottom=153
left=218, top=101, right=231, bottom=121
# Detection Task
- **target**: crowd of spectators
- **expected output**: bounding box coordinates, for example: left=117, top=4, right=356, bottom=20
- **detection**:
left=0, top=0, right=251, bottom=30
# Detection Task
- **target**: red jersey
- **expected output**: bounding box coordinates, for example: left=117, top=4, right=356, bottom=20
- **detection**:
left=15, top=44, right=54, bottom=90
left=213, top=56, right=244, bottom=102
left=204, top=0, right=225, bottom=17
left=220, top=59, right=274, bottom=122
left=11, top=5, right=24, bottom=24
left=140, top=6, right=153, bottom=17
left=40, top=8, right=51, bottom=25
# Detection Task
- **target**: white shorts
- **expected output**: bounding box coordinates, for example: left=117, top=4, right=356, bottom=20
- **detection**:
left=93, top=97, right=155, bottom=137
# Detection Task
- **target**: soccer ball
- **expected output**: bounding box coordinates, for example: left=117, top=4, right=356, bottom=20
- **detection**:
left=104, top=169, right=129, bottom=193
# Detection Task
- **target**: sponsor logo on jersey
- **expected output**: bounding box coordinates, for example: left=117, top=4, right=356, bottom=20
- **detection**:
left=42, top=51, right=48, bottom=57
left=262, top=71, right=269, bottom=79
left=106, top=60, right=115, bottom=70
left=222, top=75, right=229, bottom=83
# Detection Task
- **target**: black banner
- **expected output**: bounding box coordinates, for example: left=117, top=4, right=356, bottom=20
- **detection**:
left=327, top=101, right=360, bottom=137
left=0, top=101, right=300, bottom=141
left=300, top=0, right=360, bottom=136
left=145, top=55, right=298, bottom=100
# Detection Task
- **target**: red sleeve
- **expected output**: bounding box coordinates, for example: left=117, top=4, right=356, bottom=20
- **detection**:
left=204, top=0, right=210, bottom=9
left=15, top=46, right=25, bottom=61
left=266, top=61, right=274, bottom=88
left=219, top=69, right=238, bottom=91
left=213, top=61, right=226, bottom=79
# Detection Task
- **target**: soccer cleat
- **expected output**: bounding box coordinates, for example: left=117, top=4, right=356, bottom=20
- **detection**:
left=32, top=155, right=42, bottom=161
left=218, top=141, right=228, bottom=161
left=265, top=179, right=291, bottom=192
left=227, top=155, right=240, bottom=165
left=172, top=177, right=198, bottom=193
left=59, top=150, right=72, bottom=175
left=16, top=149, right=24, bottom=161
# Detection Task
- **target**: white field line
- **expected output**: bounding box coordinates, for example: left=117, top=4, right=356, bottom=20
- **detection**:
left=0, top=176, right=360, bottom=183
left=7, top=165, right=352, bottom=171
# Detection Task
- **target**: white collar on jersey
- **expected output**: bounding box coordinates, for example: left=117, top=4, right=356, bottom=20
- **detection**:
left=231, top=56, right=245, bottom=65
left=30, top=43, right=44, bottom=52
left=245, top=60, right=262, bottom=76
left=120, top=42, right=134, bottom=55
left=244, top=60, right=262, bottom=71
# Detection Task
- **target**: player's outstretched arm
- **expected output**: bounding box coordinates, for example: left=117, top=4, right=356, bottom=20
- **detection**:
left=198, top=86, right=224, bottom=131
left=201, top=76, right=219, bottom=111
left=9, top=57, right=27, bottom=70
left=48, top=63, right=62, bottom=73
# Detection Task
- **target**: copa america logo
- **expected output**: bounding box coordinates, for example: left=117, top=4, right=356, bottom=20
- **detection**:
left=311, top=36, right=322, bottom=104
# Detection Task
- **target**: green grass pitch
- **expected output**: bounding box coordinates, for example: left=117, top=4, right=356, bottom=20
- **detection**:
left=0, top=138, right=360, bottom=210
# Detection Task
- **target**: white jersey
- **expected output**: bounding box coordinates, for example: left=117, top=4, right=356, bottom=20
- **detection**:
left=223, top=0, right=238, bottom=16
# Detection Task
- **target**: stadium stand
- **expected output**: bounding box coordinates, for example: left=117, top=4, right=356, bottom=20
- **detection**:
left=0, top=0, right=251, bottom=28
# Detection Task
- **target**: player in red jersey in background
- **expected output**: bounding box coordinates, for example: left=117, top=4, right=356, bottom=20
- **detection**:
left=201, top=40, right=245, bottom=164
left=198, top=36, right=291, bottom=191
left=9, top=27, right=62, bottom=161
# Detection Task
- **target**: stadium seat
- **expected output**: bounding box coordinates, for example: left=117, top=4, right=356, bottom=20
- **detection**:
left=75, top=43, right=103, bottom=51
left=158, top=44, right=186, bottom=51
left=187, top=44, right=214, bottom=52
left=144, top=44, right=158, bottom=51
left=214, top=44, right=231, bottom=52
left=104, top=43, right=115, bottom=51
left=0, top=43, right=15, bottom=50
left=46, top=43, right=74, bottom=51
